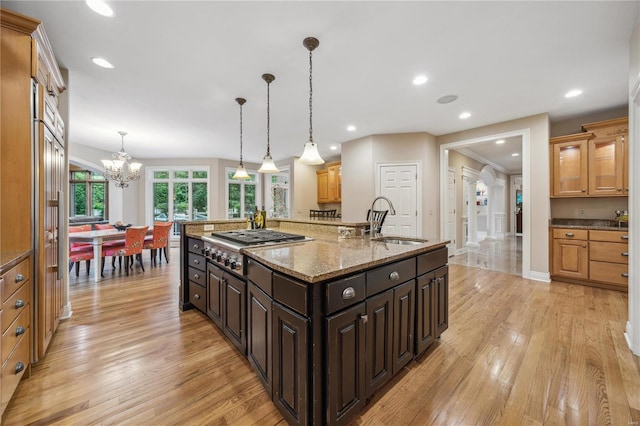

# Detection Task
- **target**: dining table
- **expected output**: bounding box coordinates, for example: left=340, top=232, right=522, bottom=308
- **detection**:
left=68, top=227, right=156, bottom=282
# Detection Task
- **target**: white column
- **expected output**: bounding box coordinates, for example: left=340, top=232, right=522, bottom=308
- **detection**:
left=466, top=179, right=480, bottom=247
left=486, top=184, right=496, bottom=240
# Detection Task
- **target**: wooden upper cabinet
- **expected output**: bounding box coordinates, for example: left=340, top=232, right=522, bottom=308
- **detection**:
left=316, top=161, right=341, bottom=204
left=550, top=134, right=589, bottom=197
left=316, top=169, right=329, bottom=203
left=583, top=117, right=628, bottom=196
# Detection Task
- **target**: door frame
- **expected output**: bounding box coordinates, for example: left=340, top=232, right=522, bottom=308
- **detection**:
left=510, top=174, right=523, bottom=236
left=439, top=129, right=531, bottom=279
left=375, top=161, right=422, bottom=238
left=446, top=167, right=456, bottom=256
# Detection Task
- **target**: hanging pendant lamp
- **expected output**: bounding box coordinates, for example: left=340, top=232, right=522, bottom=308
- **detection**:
left=299, top=36, right=325, bottom=165
left=258, top=73, right=279, bottom=173
left=232, top=97, right=250, bottom=179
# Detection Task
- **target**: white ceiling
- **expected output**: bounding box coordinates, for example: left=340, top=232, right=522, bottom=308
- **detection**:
left=3, top=1, right=637, bottom=169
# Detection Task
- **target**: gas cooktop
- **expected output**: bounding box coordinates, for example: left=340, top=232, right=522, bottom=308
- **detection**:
left=211, top=229, right=306, bottom=246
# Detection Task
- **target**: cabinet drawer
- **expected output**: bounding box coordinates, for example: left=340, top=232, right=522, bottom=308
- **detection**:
left=2, top=283, right=30, bottom=334
left=2, top=257, right=30, bottom=303
left=552, top=228, right=588, bottom=240
left=589, top=261, right=628, bottom=287
left=589, top=230, right=629, bottom=243
left=1, top=328, right=30, bottom=414
left=589, top=242, right=628, bottom=264
left=325, top=273, right=365, bottom=315
left=2, top=308, right=29, bottom=365
left=366, top=258, right=416, bottom=297
left=417, top=247, right=447, bottom=276
left=189, top=282, right=206, bottom=312
left=188, top=266, right=206, bottom=286
left=247, top=258, right=272, bottom=296
left=187, top=237, right=204, bottom=254
left=188, top=253, right=206, bottom=272
left=273, top=273, right=308, bottom=316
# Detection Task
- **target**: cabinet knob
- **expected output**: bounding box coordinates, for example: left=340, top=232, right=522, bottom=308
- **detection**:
left=581, top=244, right=587, bottom=248
left=565, top=233, right=574, bottom=237
left=192, top=243, right=200, bottom=250
left=193, top=259, right=200, bottom=265
left=342, top=287, right=356, bottom=300
left=15, top=362, right=24, bottom=374
left=15, top=273, right=25, bottom=283
left=15, top=299, right=25, bottom=309
left=194, top=293, right=201, bottom=300
left=15, top=326, right=25, bottom=336
left=621, top=235, right=629, bottom=240
left=622, top=252, right=629, bottom=257
left=193, top=273, right=200, bottom=279
left=622, top=273, right=629, bottom=278
left=360, top=314, right=368, bottom=324
left=581, top=189, right=586, bottom=192
left=389, top=271, right=400, bottom=281
left=617, top=188, right=622, bottom=191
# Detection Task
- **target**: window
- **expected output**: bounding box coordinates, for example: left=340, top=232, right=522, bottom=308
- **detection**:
left=147, top=168, right=210, bottom=237
left=69, top=169, right=108, bottom=220
left=226, top=168, right=260, bottom=219
left=265, top=168, right=290, bottom=218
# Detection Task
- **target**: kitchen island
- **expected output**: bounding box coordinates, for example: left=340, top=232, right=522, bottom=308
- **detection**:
left=179, top=222, right=449, bottom=425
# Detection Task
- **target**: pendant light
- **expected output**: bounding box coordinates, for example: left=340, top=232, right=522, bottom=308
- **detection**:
left=258, top=73, right=279, bottom=173
left=232, top=97, right=250, bottom=179
left=299, top=36, right=325, bottom=165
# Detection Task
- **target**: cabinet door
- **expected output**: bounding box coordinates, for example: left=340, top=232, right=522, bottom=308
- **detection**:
left=588, top=136, right=624, bottom=195
left=392, top=280, right=415, bottom=375
left=623, top=134, right=629, bottom=195
left=365, top=289, right=393, bottom=399
left=326, top=302, right=366, bottom=426
left=207, top=263, right=223, bottom=327
left=416, top=272, right=435, bottom=356
left=223, top=273, right=246, bottom=354
left=552, top=139, right=588, bottom=196
left=317, top=170, right=329, bottom=203
left=248, top=282, right=272, bottom=397
left=552, top=238, right=588, bottom=279
left=273, top=303, right=309, bottom=426
left=434, top=267, right=449, bottom=337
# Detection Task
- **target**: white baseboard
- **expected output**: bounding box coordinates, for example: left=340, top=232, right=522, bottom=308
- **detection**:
left=526, top=270, right=551, bottom=283
left=60, top=302, right=73, bottom=320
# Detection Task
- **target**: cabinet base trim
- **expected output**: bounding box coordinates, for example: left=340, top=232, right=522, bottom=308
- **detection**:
left=550, top=275, right=627, bottom=292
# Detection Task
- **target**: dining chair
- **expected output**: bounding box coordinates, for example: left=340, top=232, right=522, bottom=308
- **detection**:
left=94, top=223, right=127, bottom=270
left=69, top=224, right=92, bottom=276
left=366, top=209, right=389, bottom=234
left=101, top=226, right=149, bottom=277
left=143, top=222, right=173, bottom=265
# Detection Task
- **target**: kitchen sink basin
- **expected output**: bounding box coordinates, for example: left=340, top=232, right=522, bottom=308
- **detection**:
left=371, top=236, right=428, bottom=245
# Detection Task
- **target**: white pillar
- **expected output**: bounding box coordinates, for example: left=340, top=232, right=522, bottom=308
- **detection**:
left=486, top=184, right=496, bottom=240
left=466, top=179, right=480, bottom=247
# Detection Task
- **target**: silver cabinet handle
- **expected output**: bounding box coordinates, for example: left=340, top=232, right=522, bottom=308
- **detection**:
left=342, top=287, right=355, bottom=300
left=622, top=252, right=629, bottom=257
left=622, top=273, right=629, bottom=278
left=389, top=271, right=400, bottom=281
left=193, top=259, right=200, bottom=265
left=192, top=243, right=200, bottom=250
left=565, top=232, right=574, bottom=237
left=15, top=273, right=25, bottom=283
left=621, top=235, right=629, bottom=240
left=193, top=273, right=200, bottom=279
left=15, top=299, right=25, bottom=309
left=194, top=293, right=200, bottom=300
left=360, top=314, right=368, bottom=324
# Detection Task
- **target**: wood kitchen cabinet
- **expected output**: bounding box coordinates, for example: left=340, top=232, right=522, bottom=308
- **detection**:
left=551, top=228, right=589, bottom=280
left=434, top=266, right=449, bottom=337
left=364, top=289, right=393, bottom=399
left=589, top=229, right=628, bottom=290
left=550, top=117, right=628, bottom=197
left=247, top=282, right=272, bottom=397
left=317, top=161, right=341, bottom=204
left=392, top=280, right=415, bottom=375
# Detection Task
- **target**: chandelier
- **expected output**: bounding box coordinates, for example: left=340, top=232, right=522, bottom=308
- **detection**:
left=102, top=131, right=142, bottom=188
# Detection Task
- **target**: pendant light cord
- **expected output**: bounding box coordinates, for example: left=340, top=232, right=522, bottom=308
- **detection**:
left=239, top=102, right=244, bottom=165
left=309, top=48, right=313, bottom=143
left=266, top=80, right=271, bottom=156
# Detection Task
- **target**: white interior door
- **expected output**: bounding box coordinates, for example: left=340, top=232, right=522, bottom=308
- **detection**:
left=378, top=164, right=418, bottom=237
left=447, top=168, right=457, bottom=256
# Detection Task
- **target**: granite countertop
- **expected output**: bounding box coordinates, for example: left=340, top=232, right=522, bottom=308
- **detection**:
left=550, top=218, right=629, bottom=231
left=241, top=235, right=448, bottom=283
left=0, top=250, right=30, bottom=274
left=276, top=217, right=369, bottom=227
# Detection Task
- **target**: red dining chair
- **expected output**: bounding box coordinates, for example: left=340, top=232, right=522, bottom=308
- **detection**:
left=69, top=224, right=92, bottom=276
left=101, top=226, right=149, bottom=277
left=95, top=223, right=126, bottom=270
left=143, top=222, right=173, bottom=265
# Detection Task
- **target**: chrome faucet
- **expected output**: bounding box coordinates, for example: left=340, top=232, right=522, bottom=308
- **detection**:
left=369, top=196, right=396, bottom=237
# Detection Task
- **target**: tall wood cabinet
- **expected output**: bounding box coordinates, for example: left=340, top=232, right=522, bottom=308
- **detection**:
left=317, top=161, right=342, bottom=204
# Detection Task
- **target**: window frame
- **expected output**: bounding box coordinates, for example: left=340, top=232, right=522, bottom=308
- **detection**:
left=69, top=169, right=109, bottom=221
left=225, top=167, right=262, bottom=219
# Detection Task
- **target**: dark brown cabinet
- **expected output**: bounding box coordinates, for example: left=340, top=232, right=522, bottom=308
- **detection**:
left=434, top=266, right=449, bottom=337
left=207, top=263, right=223, bottom=326
left=364, top=289, right=393, bottom=399
left=247, top=282, right=272, bottom=397
left=273, top=302, right=309, bottom=426
left=416, top=273, right=435, bottom=356
left=392, top=280, right=415, bottom=375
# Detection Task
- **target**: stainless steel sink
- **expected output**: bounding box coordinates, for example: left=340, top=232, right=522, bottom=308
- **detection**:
left=371, top=237, right=428, bottom=245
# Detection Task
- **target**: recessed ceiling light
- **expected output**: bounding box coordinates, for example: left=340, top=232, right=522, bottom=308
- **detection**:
left=512, top=153, right=520, bottom=157
left=330, top=145, right=338, bottom=151
left=437, top=95, right=458, bottom=104
left=459, top=112, right=471, bottom=119
left=495, top=139, right=505, bottom=144
left=413, top=75, right=428, bottom=85
left=86, top=0, right=114, bottom=17
left=565, top=89, right=583, bottom=98
left=92, top=57, right=114, bottom=68
left=346, top=125, right=356, bottom=132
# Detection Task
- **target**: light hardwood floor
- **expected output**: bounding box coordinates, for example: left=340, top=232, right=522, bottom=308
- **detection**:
left=3, top=248, right=639, bottom=425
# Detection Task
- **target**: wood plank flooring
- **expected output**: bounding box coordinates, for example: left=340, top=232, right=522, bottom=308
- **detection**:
left=3, top=249, right=639, bottom=425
